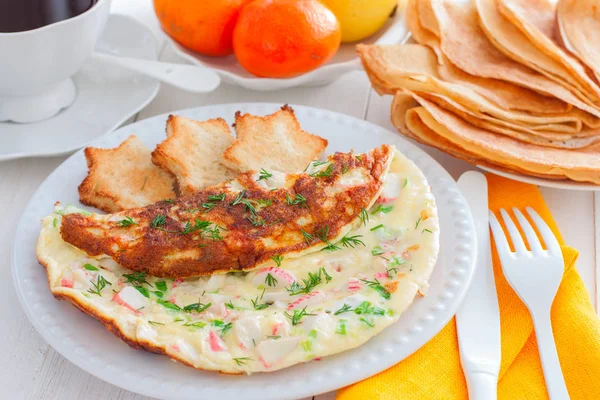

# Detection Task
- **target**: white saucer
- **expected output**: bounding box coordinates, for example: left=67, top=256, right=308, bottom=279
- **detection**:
left=0, top=14, right=160, bottom=162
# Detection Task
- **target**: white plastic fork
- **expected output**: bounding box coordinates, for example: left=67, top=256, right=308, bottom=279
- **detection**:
left=489, top=207, right=570, bottom=400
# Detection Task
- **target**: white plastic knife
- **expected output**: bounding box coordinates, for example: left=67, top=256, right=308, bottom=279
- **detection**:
left=456, top=171, right=501, bottom=400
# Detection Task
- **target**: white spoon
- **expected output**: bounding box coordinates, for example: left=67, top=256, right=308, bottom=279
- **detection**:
left=91, top=52, right=221, bottom=93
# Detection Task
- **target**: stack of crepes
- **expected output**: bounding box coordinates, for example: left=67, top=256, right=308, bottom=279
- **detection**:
left=358, top=0, right=600, bottom=184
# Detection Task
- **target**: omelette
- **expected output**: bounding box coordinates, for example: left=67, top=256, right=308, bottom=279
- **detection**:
left=60, top=145, right=394, bottom=278
left=36, top=147, right=440, bottom=374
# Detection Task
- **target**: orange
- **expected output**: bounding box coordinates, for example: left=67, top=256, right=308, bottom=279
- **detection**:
left=232, top=0, right=342, bottom=78
left=153, top=0, right=252, bottom=57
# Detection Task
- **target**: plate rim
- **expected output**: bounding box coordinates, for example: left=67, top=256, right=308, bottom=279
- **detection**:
left=0, top=14, right=161, bottom=162
left=12, top=102, right=476, bottom=399
left=478, top=165, right=600, bottom=191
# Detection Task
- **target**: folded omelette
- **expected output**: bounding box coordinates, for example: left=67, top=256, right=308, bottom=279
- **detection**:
left=36, top=146, right=440, bottom=374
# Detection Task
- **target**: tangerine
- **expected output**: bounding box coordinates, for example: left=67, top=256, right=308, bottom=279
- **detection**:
left=233, top=0, right=342, bottom=78
left=153, top=0, right=252, bottom=57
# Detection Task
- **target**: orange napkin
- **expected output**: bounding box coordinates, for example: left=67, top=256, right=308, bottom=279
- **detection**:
left=337, top=174, right=600, bottom=400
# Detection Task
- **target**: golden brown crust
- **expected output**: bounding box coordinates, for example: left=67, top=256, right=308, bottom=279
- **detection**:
left=61, top=146, right=395, bottom=278
left=79, top=135, right=176, bottom=213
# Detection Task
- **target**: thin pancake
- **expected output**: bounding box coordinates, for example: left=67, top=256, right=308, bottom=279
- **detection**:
left=406, top=0, right=570, bottom=115
left=557, top=0, right=600, bottom=77
left=415, top=91, right=572, bottom=140
left=433, top=0, right=600, bottom=121
left=406, top=0, right=443, bottom=60
left=473, top=0, right=597, bottom=102
left=417, top=0, right=440, bottom=37
left=409, top=100, right=600, bottom=184
left=357, top=44, right=582, bottom=134
left=437, top=58, right=570, bottom=115
left=400, top=101, right=566, bottom=180
left=413, top=92, right=600, bottom=149
left=498, top=0, right=600, bottom=101
left=60, top=146, right=394, bottom=278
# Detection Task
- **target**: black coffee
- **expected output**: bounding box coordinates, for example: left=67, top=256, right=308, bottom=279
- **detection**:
left=0, top=0, right=98, bottom=33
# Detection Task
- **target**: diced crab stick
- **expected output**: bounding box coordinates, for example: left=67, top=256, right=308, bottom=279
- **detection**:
left=205, top=274, right=226, bottom=292
left=381, top=239, right=400, bottom=251
left=172, top=278, right=184, bottom=288
left=206, top=293, right=231, bottom=316
left=273, top=300, right=288, bottom=309
left=377, top=196, right=396, bottom=205
left=252, top=267, right=295, bottom=289
left=287, top=291, right=326, bottom=310
left=377, top=173, right=402, bottom=204
left=112, top=286, right=149, bottom=313
left=175, top=339, right=198, bottom=362
left=73, top=269, right=91, bottom=286
left=259, top=357, right=269, bottom=369
left=261, top=291, right=290, bottom=302
left=60, top=272, right=74, bottom=288
left=208, top=331, right=227, bottom=352
left=235, top=316, right=262, bottom=349
left=348, top=278, right=361, bottom=292
left=272, top=322, right=283, bottom=335
left=301, top=312, right=329, bottom=332
left=98, top=258, right=120, bottom=272
left=375, top=272, right=389, bottom=280
left=402, top=251, right=411, bottom=261
left=256, top=337, right=301, bottom=367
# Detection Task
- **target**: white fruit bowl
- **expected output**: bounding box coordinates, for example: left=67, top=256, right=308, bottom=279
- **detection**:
left=167, top=4, right=408, bottom=91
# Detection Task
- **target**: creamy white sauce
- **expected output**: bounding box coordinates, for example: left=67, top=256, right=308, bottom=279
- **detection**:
left=37, top=150, right=439, bottom=374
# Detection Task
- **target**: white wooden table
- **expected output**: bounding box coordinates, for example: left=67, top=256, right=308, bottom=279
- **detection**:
left=2, top=2, right=598, bottom=399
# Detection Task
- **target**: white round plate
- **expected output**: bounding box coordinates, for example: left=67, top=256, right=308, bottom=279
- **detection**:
left=13, top=103, right=476, bottom=400
left=169, top=6, right=408, bottom=91
left=0, top=14, right=160, bottom=162
left=479, top=165, right=600, bottom=191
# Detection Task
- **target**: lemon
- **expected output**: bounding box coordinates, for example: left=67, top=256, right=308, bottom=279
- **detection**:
left=322, top=0, right=398, bottom=43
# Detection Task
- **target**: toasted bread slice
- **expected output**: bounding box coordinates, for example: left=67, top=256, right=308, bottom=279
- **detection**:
left=152, top=115, right=236, bottom=196
left=79, top=135, right=176, bottom=212
left=222, top=105, right=328, bottom=173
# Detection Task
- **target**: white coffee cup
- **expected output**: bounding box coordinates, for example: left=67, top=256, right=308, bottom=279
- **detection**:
left=0, top=0, right=111, bottom=123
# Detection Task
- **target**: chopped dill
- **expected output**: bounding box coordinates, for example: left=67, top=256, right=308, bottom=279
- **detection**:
left=358, top=208, right=369, bottom=226
left=300, top=228, right=315, bottom=244
left=271, top=254, right=284, bottom=267
left=339, top=234, right=365, bottom=249
left=87, top=275, right=111, bottom=296
left=117, top=216, right=138, bottom=227
left=284, top=306, right=316, bottom=326
left=258, top=168, right=272, bottom=181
